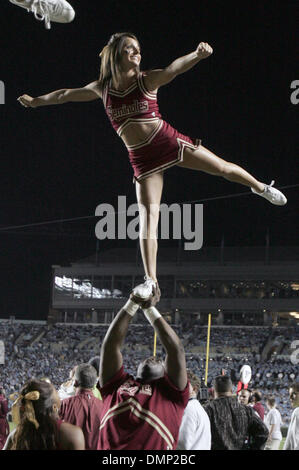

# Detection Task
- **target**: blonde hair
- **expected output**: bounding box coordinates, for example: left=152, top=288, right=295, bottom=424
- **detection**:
left=98, top=32, right=140, bottom=92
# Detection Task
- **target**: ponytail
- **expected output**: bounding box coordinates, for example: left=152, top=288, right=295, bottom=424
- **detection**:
left=10, top=380, right=59, bottom=450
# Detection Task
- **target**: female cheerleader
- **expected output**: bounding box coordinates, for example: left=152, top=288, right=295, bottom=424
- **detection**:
left=18, top=32, right=287, bottom=301
left=3, top=379, right=84, bottom=449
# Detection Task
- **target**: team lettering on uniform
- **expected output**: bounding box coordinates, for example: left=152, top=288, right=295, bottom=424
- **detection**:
left=107, top=100, right=149, bottom=121
left=119, top=380, right=153, bottom=397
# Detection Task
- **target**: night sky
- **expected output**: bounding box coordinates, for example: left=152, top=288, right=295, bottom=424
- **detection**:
left=0, top=0, right=298, bottom=319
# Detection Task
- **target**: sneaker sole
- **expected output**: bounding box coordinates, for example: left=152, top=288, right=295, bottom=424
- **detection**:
left=252, top=188, right=287, bottom=206
left=9, top=0, right=75, bottom=23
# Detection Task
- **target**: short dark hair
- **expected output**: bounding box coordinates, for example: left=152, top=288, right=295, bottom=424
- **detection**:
left=213, top=375, right=233, bottom=393
left=252, top=390, right=262, bottom=402
left=75, top=364, right=98, bottom=389
left=266, top=396, right=276, bottom=407
left=239, top=388, right=251, bottom=396
left=88, top=356, right=101, bottom=376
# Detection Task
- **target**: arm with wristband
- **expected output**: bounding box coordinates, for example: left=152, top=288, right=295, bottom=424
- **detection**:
left=99, top=296, right=142, bottom=387
left=143, top=287, right=188, bottom=391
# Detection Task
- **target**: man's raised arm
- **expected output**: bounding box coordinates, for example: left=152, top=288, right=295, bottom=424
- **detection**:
left=99, top=296, right=141, bottom=387
left=142, top=287, right=188, bottom=391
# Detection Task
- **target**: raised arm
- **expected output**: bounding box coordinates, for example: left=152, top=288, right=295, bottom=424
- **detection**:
left=142, top=288, right=187, bottom=390
left=17, top=80, right=101, bottom=108
left=143, top=42, right=213, bottom=92
left=99, top=298, right=140, bottom=387
left=152, top=318, right=187, bottom=391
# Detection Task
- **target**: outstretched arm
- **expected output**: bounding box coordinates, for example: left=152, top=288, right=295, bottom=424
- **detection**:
left=153, top=317, right=187, bottom=390
left=144, top=42, right=213, bottom=92
left=99, top=297, right=142, bottom=387
left=142, top=288, right=187, bottom=390
left=17, top=80, right=101, bottom=108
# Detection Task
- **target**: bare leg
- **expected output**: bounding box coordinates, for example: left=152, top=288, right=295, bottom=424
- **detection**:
left=135, top=172, right=164, bottom=282
left=177, top=145, right=265, bottom=193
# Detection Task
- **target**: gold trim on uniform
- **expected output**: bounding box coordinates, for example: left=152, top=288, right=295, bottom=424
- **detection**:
left=117, top=117, right=161, bottom=137
left=99, top=397, right=175, bottom=449
left=108, top=83, right=138, bottom=97
left=137, top=75, right=157, bottom=100
left=136, top=136, right=202, bottom=181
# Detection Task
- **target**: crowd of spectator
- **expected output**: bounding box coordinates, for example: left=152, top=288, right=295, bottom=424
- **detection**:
left=0, top=321, right=297, bottom=427
left=176, top=280, right=299, bottom=299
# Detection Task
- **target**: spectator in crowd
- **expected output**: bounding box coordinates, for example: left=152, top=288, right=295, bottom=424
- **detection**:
left=237, top=389, right=251, bottom=406
left=204, top=375, right=269, bottom=450
left=0, top=387, right=9, bottom=450
left=3, top=379, right=84, bottom=450
left=60, top=363, right=103, bottom=450
left=0, top=321, right=296, bottom=427
left=177, top=370, right=211, bottom=450
left=88, top=356, right=102, bottom=400
left=208, top=387, right=215, bottom=400
left=238, top=389, right=263, bottom=419
left=251, top=390, right=265, bottom=421
left=283, top=382, right=299, bottom=450
left=264, top=396, right=283, bottom=450
left=58, top=366, right=77, bottom=400
left=98, top=287, right=189, bottom=450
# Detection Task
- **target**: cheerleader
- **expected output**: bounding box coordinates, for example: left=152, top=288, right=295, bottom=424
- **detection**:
left=18, top=32, right=287, bottom=301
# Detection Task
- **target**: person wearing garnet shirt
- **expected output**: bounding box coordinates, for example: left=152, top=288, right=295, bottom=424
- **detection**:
left=0, top=387, right=9, bottom=450
left=97, top=286, right=189, bottom=450
left=251, top=390, right=265, bottom=421
left=60, top=363, right=102, bottom=450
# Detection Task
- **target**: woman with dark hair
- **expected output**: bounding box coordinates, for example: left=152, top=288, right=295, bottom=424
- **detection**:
left=0, top=387, right=9, bottom=450
left=17, top=32, right=287, bottom=300
left=3, top=379, right=84, bottom=450
left=251, top=390, right=265, bottom=421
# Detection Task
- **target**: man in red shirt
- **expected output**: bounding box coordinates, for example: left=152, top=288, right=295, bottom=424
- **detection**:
left=98, top=287, right=189, bottom=450
left=60, top=363, right=102, bottom=450
left=251, top=390, right=265, bottom=421
left=0, top=387, right=9, bottom=450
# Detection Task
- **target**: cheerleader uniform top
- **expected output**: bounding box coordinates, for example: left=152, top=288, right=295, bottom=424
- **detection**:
left=102, top=72, right=162, bottom=137
left=102, top=72, right=201, bottom=181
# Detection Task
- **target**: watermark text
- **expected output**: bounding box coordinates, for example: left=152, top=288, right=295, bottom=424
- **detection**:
left=290, top=340, right=299, bottom=365
left=95, top=196, right=203, bottom=251
left=290, top=80, right=299, bottom=105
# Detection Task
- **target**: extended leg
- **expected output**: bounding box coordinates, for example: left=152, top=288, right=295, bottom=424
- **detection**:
left=177, top=145, right=287, bottom=205
left=178, top=145, right=265, bottom=191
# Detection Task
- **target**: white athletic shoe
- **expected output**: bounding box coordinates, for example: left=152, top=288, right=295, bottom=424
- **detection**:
left=133, top=277, right=157, bottom=300
left=251, top=180, right=287, bottom=206
left=9, top=0, right=75, bottom=29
